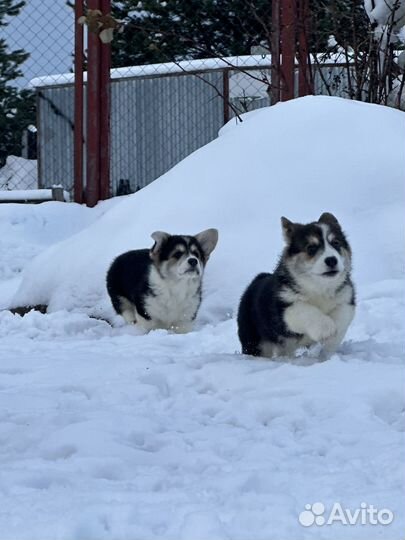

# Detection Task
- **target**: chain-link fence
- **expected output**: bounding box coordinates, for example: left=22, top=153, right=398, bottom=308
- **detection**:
left=34, top=55, right=356, bottom=199
left=1, top=0, right=405, bottom=203
left=0, top=0, right=74, bottom=199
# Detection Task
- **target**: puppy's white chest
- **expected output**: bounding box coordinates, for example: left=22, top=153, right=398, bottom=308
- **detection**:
left=307, top=294, right=337, bottom=315
left=144, top=271, right=201, bottom=328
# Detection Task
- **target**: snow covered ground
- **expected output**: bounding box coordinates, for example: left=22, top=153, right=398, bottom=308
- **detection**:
left=0, top=96, right=404, bottom=539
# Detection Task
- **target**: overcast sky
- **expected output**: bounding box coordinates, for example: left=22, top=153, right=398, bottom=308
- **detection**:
left=3, top=0, right=74, bottom=88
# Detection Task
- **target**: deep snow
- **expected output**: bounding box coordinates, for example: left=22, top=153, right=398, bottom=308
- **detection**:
left=0, top=96, right=404, bottom=540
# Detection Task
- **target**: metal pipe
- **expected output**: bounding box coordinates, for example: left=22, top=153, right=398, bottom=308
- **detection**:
left=271, top=0, right=281, bottom=104
left=86, top=0, right=101, bottom=207
left=297, top=0, right=313, bottom=96
left=99, top=0, right=111, bottom=200
left=280, top=0, right=296, bottom=101
left=222, top=69, right=230, bottom=123
left=74, top=0, right=84, bottom=203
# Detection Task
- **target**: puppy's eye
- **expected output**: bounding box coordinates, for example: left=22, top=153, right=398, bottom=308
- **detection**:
left=172, top=251, right=183, bottom=260
left=306, top=244, right=318, bottom=256
left=331, top=239, right=341, bottom=249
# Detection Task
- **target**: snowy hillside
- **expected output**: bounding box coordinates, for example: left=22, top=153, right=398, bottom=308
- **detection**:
left=11, top=96, right=405, bottom=320
left=0, top=96, right=404, bottom=539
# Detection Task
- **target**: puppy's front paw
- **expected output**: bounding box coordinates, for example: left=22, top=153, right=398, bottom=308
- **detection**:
left=307, top=316, right=336, bottom=343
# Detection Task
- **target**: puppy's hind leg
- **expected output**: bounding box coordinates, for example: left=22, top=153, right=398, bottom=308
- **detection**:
left=237, top=308, right=261, bottom=356
left=118, top=296, right=137, bottom=324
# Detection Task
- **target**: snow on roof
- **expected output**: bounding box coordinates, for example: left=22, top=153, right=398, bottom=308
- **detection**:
left=29, top=55, right=271, bottom=88
left=29, top=53, right=349, bottom=88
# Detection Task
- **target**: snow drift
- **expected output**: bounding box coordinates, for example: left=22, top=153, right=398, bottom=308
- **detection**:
left=1, top=96, right=404, bottom=540
left=12, top=96, right=405, bottom=322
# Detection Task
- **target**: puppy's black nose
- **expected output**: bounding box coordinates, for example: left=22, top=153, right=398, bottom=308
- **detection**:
left=188, top=257, right=198, bottom=267
left=325, top=256, right=337, bottom=268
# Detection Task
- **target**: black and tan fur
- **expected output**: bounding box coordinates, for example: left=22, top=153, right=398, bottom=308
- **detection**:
left=107, top=229, right=218, bottom=332
left=237, top=213, right=355, bottom=359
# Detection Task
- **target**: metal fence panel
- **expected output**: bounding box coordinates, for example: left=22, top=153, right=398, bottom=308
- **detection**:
left=37, top=70, right=225, bottom=197
left=0, top=0, right=74, bottom=196
left=110, top=71, right=224, bottom=194
left=37, top=87, right=75, bottom=192
left=35, top=62, right=358, bottom=198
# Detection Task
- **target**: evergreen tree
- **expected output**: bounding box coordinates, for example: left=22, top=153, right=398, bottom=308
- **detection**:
left=0, top=0, right=36, bottom=167
left=111, top=0, right=273, bottom=67
left=310, top=0, right=369, bottom=52
left=110, top=0, right=370, bottom=68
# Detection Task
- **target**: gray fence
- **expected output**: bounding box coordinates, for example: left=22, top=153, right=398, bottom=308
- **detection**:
left=33, top=58, right=352, bottom=197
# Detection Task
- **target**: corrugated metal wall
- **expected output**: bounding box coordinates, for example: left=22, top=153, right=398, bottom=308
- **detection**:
left=37, top=86, right=75, bottom=190
left=37, top=71, right=224, bottom=196
left=111, top=72, right=224, bottom=193
left=36, top=64, right=353, bottom=197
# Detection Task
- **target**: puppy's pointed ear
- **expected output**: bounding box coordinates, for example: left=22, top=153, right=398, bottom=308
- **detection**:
left=281, top=217, right=295, bottom=243
left=318, top=212, right=340, bottom=227
left=195, top=228, right=218, bottom=259
left=150, top=231, right=170, bottom=261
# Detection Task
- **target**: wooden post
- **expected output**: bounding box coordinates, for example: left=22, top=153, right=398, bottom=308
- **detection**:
left=52, top=186, right=65, bottom=202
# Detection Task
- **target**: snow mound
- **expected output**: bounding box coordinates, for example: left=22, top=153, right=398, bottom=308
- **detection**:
left=0, top=198, right=120, bottom=309
left=0, top=155, right=38, bottom=190
left=12, top=96, right=405, bottom=322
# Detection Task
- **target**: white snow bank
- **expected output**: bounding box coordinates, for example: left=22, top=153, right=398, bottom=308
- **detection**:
left=0, top=155, right=38, bottom=190
left=0, top=198, right=120, bottom=309
left=12, top=96, right=405, bottom=321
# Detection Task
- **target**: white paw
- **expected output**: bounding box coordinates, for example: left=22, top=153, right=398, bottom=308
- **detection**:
left=171, top=323, right=193, bottom=334
left=307, top=316, right=336, bottom=342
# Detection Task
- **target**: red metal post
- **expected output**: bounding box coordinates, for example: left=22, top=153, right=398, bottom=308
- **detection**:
left=74, top=0, right=84, bottom=204
left=280, top=0, right=296, bottom=101
left=297, top=0, right=313, bottom=96
left=86, top=0, right=101, bottom=207
left=222, top=69, right=230, bottom=124
left=271, top=0, right=281, bottom=104
left=99, top=0, right=111, bottom=201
